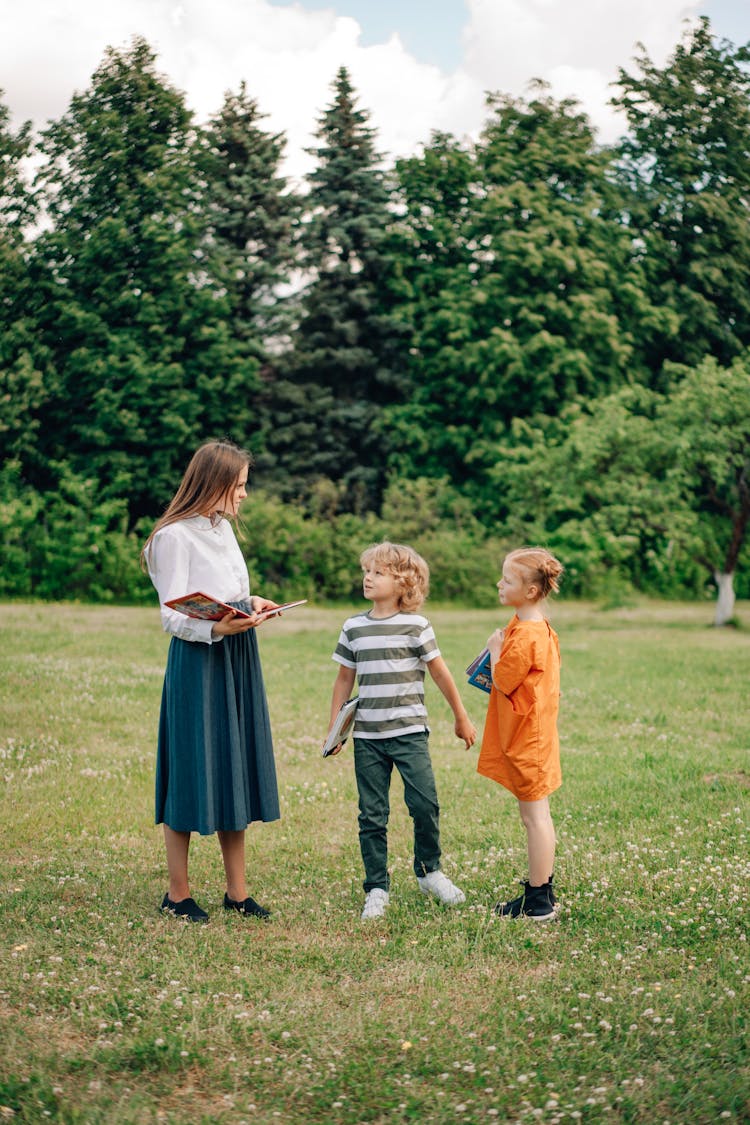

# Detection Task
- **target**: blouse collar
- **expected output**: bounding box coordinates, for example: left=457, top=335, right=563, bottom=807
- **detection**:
left=187, top=514, right=224, bottom=530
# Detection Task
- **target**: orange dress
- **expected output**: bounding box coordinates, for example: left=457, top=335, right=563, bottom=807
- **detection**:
left=476, top=614, right=561, bottom=801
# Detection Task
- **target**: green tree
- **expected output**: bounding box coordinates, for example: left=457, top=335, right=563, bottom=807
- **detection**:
left=659, top=356, right=750, bottom=623
left=258, top=67, right=409, bottom=511
left=485, top=388, right=686, bottom=600
left=384, top=131, right=478, bottom=477
left=489, top=359, right=750, bottom=620
left=386, top=89, right=669, bottom=502
left=29, top=38, right=249, bottom=523
left=612, top=18, right=750, bottom=372
left=0, top=94, right=47, bottom=466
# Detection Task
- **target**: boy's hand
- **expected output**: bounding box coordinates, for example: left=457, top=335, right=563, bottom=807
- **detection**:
left=327, top=665, right=357, bottom=758
left=455, top=714, right=477, bottom=750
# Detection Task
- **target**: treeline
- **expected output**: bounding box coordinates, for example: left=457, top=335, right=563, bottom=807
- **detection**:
left=1, top=20, right=749, bottom=620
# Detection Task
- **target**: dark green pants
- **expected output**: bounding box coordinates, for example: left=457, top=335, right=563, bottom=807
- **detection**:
left=353, top=732, right=441, bottom=893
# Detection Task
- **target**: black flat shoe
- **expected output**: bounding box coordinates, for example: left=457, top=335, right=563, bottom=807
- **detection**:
left=160, top=894, right=209, bottom=923
left=223, top=892, right=270, bottom=919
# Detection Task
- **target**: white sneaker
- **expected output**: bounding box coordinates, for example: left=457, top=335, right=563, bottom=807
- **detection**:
left=361, top=888, right=389, bottom=919
left=417, top=870, right=466, bottom=906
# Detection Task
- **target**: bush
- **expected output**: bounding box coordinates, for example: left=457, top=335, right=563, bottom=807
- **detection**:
left=1, top=467, right=744, bottom=608
left=0, top=462, right=151, bottom=602
left=239, top=491, right=382, bottom=602
left=0, top=462, right=42, bottom=597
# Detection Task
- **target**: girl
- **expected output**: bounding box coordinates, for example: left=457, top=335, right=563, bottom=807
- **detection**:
left=476, top=547, right=564, bottom=920
left=142, top=440, right=281, bottom=923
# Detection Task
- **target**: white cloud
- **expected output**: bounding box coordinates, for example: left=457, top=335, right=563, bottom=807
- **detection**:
left=461, top=0, right=702, bottom=141
left=2, top=0, right=480, bottom=179
left=0, top=0, right=707, bottom=179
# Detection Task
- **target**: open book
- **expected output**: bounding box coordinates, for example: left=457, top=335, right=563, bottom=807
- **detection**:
left=164, top=592, right=307, bottom=622
left=466, top=648, right=492, bottom=693
left=322, top=697, right=359, bottom=757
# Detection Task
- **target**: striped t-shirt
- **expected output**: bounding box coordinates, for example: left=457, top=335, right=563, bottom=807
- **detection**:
left=332, top=611, right=441, bottom=739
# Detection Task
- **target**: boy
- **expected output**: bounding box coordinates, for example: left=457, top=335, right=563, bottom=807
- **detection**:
left=326, top=542, right=476, bottom=919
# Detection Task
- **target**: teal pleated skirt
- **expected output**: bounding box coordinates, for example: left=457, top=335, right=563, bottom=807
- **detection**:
left=155, top=612, right=280, bottom=834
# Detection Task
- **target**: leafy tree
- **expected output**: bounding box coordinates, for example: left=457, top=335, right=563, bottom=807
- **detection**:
left=612, top=18, right=750, bottom=373
left=257, top=67, right=409, bottom=511
left=29, top=38, right=249, bottom=523
left=488, top=358, right=750, bottom=621
left=659, top=356, right=750, bottom=623
left=383, top=131, right=479, bottom=477
left=485, top=388, right=687, bottom=599
left=0, top=94, right=47, bottom=466
left=385, top=89, right=669, bottom=503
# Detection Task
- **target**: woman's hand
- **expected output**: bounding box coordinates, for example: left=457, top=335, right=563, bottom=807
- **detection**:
left=251, top=596, right=282, bottom=619
left=211, top=595, right=284, bottom=636
left=211, top=609, right=262, bottom=637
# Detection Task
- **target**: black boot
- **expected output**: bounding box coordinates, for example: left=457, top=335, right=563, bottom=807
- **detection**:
left=495, top=879, right=556, bottom=921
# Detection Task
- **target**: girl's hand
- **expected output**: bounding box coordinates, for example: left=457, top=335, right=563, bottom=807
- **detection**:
left=486, top=628, right=505, bottom=660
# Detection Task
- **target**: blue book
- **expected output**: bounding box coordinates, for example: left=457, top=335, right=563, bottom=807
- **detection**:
left=466, top=648, right=492, bottom=693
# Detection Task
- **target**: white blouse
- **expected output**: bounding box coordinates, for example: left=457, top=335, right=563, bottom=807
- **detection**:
left=147, top=515, right=251, bottom=644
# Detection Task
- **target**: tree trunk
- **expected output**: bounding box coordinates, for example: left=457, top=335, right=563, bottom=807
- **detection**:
left=713, top=570, right=736, bottom=626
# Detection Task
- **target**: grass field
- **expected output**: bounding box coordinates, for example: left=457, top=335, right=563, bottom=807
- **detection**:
left=0, top=599, right=748, bottom=1124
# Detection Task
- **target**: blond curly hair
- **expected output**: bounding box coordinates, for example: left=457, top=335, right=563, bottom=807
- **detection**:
left=359, top=541, right=430, bottom=613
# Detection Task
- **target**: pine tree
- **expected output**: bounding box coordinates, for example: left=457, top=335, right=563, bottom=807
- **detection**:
left=30, top=38, right=247, bottom=523
left=258, top=67, right=409, bottom=511
left=196, top=82, right=298, bottom=364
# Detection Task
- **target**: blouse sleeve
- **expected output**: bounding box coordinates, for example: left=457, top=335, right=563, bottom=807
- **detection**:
left=148, top=530, right=218, bottom=645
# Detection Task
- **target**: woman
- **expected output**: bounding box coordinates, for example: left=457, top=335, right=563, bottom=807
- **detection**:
left=142, top=440, right=280, bottom=922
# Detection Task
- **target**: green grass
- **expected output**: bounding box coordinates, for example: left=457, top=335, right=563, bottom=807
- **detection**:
left=0, top=599, right=748, bottom=1124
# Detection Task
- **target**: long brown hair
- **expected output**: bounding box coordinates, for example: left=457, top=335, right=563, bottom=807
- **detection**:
left=141, top=440, right=253, bottom=570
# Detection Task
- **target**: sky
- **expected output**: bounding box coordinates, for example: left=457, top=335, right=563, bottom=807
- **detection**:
left=1, top=0, right=748, bottom=183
